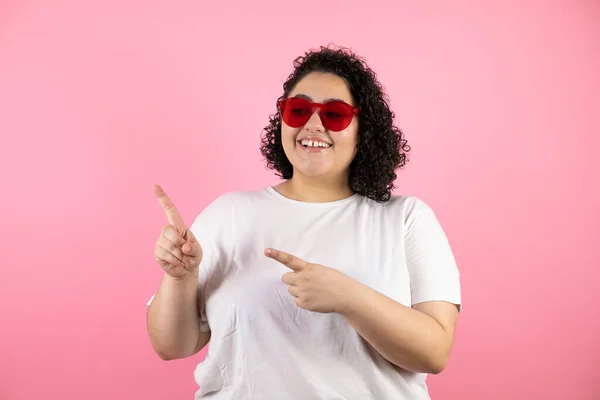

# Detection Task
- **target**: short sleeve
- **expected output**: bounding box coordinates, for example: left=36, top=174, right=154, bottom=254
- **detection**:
left=146, top=192, right=233, bottom=332
left=404, top=198, right=462, bottom=311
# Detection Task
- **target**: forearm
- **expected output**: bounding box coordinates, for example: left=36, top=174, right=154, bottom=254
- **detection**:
left=339, top=281, right=452, bottom=374
left=147, top=272, right=202, bottom=360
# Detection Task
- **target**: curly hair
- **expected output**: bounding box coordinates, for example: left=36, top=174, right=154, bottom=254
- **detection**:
left=260, top=45, right=411, bottom=203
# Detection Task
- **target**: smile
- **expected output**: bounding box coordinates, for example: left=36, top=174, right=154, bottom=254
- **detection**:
left=298, top=139, right=332, bottom=149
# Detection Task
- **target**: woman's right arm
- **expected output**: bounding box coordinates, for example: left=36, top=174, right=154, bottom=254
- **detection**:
left=147, top=272, right=211, bottom=360
left=147, top=185, right=212, bottom=360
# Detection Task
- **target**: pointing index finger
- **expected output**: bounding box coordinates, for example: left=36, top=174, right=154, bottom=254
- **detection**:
left=265, top=248, right=307, bottom=271
left=153, top=184, right=186, bottom=230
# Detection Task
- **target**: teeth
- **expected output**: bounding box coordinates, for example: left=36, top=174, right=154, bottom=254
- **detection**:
left=301, top=139, right=330, bottom=148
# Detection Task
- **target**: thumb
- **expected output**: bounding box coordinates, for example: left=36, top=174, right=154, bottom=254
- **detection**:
left=182, top=230, right=202, bottom=257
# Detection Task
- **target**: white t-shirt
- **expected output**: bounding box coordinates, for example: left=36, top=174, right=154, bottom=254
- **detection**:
left=148, top=187, right=462, bottom=399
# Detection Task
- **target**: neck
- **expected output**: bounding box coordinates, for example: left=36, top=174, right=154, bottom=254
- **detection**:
left=275, top=173, right=354, bottom=203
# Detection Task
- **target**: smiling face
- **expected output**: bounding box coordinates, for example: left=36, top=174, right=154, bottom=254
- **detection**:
left=280, top=72, right=359, bottom=182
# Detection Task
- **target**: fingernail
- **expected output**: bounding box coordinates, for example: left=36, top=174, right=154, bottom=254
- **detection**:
left=189, top=259, right=195, bottom=265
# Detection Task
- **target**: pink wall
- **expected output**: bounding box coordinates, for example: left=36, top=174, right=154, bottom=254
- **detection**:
left=1, top=0, right=598, bottom=399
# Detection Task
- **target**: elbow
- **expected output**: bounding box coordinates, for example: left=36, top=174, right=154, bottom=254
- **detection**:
left=149, top=332, right=210, bottom=361
left=156, top=349, right=177, bottom=361
left=426, top=352, right=450, bottom=375
left=426, top=361, right=446, bottom=375
left=425, top=333, right=454, bottom=374
left=155, top=347, right=193, bottom=361
left=152, top=336, right=207, bottom=361
left=151, top=341, right=187, bottom=361
left=154, top=346, right=180, bottom=361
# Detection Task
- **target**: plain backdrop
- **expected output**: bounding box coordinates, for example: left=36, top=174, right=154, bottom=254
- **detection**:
left=1, top=0, right=599, bottom=399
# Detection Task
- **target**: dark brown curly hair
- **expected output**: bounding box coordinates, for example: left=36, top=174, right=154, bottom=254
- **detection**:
left=260, top=45, right=411, bottom=203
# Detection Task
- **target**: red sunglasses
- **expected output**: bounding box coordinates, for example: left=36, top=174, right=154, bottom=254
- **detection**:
left=278, top=97, right=358, bottom=132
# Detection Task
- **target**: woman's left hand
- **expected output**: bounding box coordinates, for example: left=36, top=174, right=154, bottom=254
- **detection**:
left=264, top=248, right=356, bottom=314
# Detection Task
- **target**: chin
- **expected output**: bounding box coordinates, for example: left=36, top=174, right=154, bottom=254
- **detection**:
left=297, top=165, right=350, bottom=181
left=294, top=167, right=329, bottom=177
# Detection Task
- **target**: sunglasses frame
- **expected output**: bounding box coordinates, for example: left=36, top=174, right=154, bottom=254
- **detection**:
left=278, top=97, right=359, bottom=132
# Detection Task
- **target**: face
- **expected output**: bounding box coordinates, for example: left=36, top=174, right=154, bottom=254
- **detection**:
left=280, top=72, right=359, bottom=181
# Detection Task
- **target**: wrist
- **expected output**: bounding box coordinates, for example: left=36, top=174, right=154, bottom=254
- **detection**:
left=164, top=270, right=199, bottom=285
left=336, top=278, right=363, bottom=317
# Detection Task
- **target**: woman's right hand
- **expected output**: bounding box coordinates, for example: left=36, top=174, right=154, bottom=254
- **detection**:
left=153, top=184, right=203, bottom=280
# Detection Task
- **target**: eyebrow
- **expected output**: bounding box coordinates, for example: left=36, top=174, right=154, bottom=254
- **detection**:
left=293, top=94, right=348, bottom=104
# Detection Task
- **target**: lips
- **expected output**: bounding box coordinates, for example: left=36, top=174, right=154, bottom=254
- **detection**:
left=297, top=135, right=333, bottom=147
left=299, top=140, right=331, bottom=148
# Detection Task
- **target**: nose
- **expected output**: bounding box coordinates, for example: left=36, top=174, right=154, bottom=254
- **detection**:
left=304, top=110, right=325, bottom=132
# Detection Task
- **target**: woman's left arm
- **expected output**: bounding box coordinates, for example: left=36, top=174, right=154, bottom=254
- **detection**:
left=338, top=280, right=459, bottom=374
left=338, top=197, right=462, bottom=374
left=265, top=198, right=461, bottom=375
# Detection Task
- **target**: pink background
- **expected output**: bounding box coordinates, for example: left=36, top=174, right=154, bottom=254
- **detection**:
left=1, top=0, right=599, bottom=399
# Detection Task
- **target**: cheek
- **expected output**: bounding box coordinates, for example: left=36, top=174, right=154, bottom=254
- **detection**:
left=281, top=125, right=296, bottom=143
left=333, top=128, right=359, bottom=149
left=280, top=125, right=300, bottom=156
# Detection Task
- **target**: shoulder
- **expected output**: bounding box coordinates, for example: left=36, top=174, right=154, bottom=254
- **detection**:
left=363, top=193, right=434, bottom=216
left=358, top=194, right=443, bottom=233
left=387, top=194, right=432, bottom=210
left=190, top=189, right=269, bottom=235
left=199, top=187, right=272, bottom=213
left=211, top=187, right=272, bottom=205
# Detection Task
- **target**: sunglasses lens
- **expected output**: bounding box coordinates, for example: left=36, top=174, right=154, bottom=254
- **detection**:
left=321, top=102, right=354, bottom=131
left=281, top=98, right=312, bottom=128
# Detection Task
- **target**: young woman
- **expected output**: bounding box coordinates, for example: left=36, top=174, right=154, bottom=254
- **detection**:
left=147, top=46, right=462, bottom=399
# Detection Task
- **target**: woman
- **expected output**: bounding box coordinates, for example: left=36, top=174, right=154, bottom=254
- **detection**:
left=147, top=46, right=462, bottom=399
